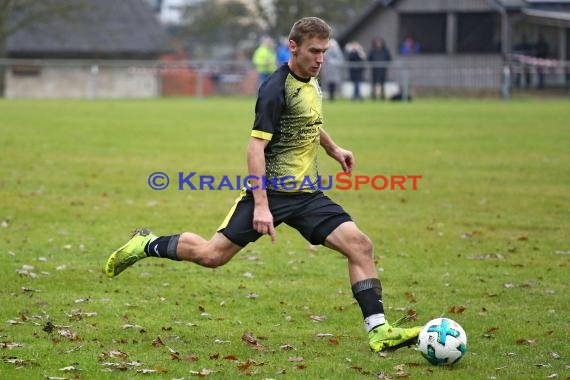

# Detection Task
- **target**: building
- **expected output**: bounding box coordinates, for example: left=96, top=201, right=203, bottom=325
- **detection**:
left=5, top=0, right=173, bottom=98
left=338, top=0, right=570, bottom=92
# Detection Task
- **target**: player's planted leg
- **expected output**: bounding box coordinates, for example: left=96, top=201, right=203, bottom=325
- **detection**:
left=368, top=322, right=422, bottom=352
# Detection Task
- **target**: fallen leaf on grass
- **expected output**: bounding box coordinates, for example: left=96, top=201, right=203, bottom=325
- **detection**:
left=65, top=309, right=97, bottom=320
left=42, top=321, right=55, bottom=333
left=241, top=332, right=262, bottom=348
left=59, top=365, right=81, bottom=372
left=137, top=367, right=168, bottom=374
left=100, top=362, right=129, bottom=371
left=3, top=357, right=37, bottom=367
left=350, top=366, right=371, bottom=375
left=189, top=368, right=215, bottom=376
left=448, top=305, right=465, bottom=314
left=460, top=230, right=483, bottom=239
left=280, top=344, right=294, bottom=351
left=469, top=253, right=505, bottom=260
left=108, top=350, right=129, bottom=360
left=152, top=336, right=164, bottom=347
left=377, top=372, right=394, bottom=380
left=393, top=364, right=410, bottom=378
left=515, top=338, right=538, bottom=346
left=288, top=357, right=304, bottom=362
left=100, top=361, right=143, bottom=371
left=58, top=328, right=80, bottom=341
left=237, top=359, right=264, bottom=371
left=548, top=352, right=561, bottom=359
left=122, top=323, right=145, bottom=331
left=21, top=287, right=41, bottom=293
left=137, top=368, right=157, bottom=374
left=1, top=342, right=24, bottom=349
left=310, top=315, right=326, bottom=322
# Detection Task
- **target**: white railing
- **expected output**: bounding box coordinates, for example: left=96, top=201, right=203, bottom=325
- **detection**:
left=1, top=57, right=569, bottom=100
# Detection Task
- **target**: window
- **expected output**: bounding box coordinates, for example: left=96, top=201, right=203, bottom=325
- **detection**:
left=456, top=13, right=501, bottom=53
left=11, top=64, right=41, bottom=77
left=399, top=13, right=447, bottom=54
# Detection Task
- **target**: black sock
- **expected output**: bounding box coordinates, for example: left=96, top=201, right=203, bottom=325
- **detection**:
left=352, top=278, right=385, bottom=331
left=144, top=234, right=180, bottom=260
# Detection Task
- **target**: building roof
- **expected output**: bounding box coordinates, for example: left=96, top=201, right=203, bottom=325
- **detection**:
left=522, top=8, right=570, bottom=26
left=7, top=0, right=173, bottom=59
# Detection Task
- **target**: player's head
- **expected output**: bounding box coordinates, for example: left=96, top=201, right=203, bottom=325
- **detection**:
left=288, top=17, right=331, bottom=79
left=288, top=17, right=331, bottom=46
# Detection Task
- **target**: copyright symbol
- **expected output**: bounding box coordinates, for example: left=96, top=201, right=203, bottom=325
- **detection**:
left=148, top=172, right=169, bottom=190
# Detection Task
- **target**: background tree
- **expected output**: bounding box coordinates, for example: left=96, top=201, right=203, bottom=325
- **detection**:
left=0, top=0, right=79, bottom=96
left=177, top=0, right=265, bottom=59
left=253, top=0, right=374, bottom=38
left=174, top=0, right=374, bottom=59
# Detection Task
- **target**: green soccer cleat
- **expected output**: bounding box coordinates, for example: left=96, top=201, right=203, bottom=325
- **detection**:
left=368, top=322, right=422, bottom=352
left=104, top=228, right=156, bottom=278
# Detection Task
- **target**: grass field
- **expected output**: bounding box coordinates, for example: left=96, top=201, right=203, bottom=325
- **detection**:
left=0, top=98, right=568, bottom=379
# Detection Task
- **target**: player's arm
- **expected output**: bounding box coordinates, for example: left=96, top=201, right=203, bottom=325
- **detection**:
left=247, top=136, right=276, bottom=242
left=319, top=127, right=354, bottom=173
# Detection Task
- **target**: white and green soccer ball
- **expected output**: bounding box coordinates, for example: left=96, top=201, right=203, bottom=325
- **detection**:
left=417, top=318, right=467, bottom=365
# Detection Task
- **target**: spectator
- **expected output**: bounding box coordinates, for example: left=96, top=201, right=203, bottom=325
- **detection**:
left=399, top=35, right=420, bottom=55
left=368, top=37, right=391, bottom=100
left=276, top=37, right=291, bottom=66
left=513, top=35, right=533, bottom=88
left=535, top=34, right=549, bottom=89
left=320, top=38, right=344, bottom=101
left=252, top=36, right=277, bottom=87
left=346, top=42, right=366, bottom=100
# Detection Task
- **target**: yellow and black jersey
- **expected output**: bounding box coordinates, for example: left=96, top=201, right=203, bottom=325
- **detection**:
left=251, top=64, right=323, bottom=192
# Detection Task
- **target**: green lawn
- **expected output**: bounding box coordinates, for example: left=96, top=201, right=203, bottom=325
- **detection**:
left=0, top=98, right=568, bottom=379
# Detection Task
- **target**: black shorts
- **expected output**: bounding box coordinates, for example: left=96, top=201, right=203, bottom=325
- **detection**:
left=218, top=189, right=352, bottom=247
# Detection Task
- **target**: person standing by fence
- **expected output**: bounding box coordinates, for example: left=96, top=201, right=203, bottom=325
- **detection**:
left=252, top=36, right=277, bottom=87
left=320, top=38, right=344, bottom=101
left=368, top=37, right=391, bottom=100
left=346, top=41, right=366, bottom=100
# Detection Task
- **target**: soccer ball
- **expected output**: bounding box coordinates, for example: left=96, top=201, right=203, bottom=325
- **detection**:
left=417, top=318, right=467, bottom=365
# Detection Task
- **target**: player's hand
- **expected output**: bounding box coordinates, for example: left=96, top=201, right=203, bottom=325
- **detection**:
left=253, top=205, right=276, bottom=243
left=332, top=148, right=355, bottom=173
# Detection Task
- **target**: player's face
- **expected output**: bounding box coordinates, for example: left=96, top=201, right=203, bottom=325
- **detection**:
left=289, top=36, right=329, bottom=79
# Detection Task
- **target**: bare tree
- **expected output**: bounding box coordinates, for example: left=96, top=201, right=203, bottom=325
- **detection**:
left=174, top=0, right=374, bottom=58
left=252, top=0, right=375, bottom=38
left=178, top=0, right=264, bottom=58
left=0, top=0, right=80, bottom=95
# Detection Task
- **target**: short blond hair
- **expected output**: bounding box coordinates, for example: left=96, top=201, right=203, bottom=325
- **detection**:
left=288, top=17, right=331, bottom=45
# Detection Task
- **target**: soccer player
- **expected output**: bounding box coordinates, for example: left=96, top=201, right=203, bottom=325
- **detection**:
left=104, top=17, right=421, bottom=352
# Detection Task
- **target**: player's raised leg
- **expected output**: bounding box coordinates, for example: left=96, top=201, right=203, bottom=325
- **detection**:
left=104, top=228, right=156, bottom=277
left=104, top=230, right=242, bottom=277
left=324, top=221, right=422, bottom=352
